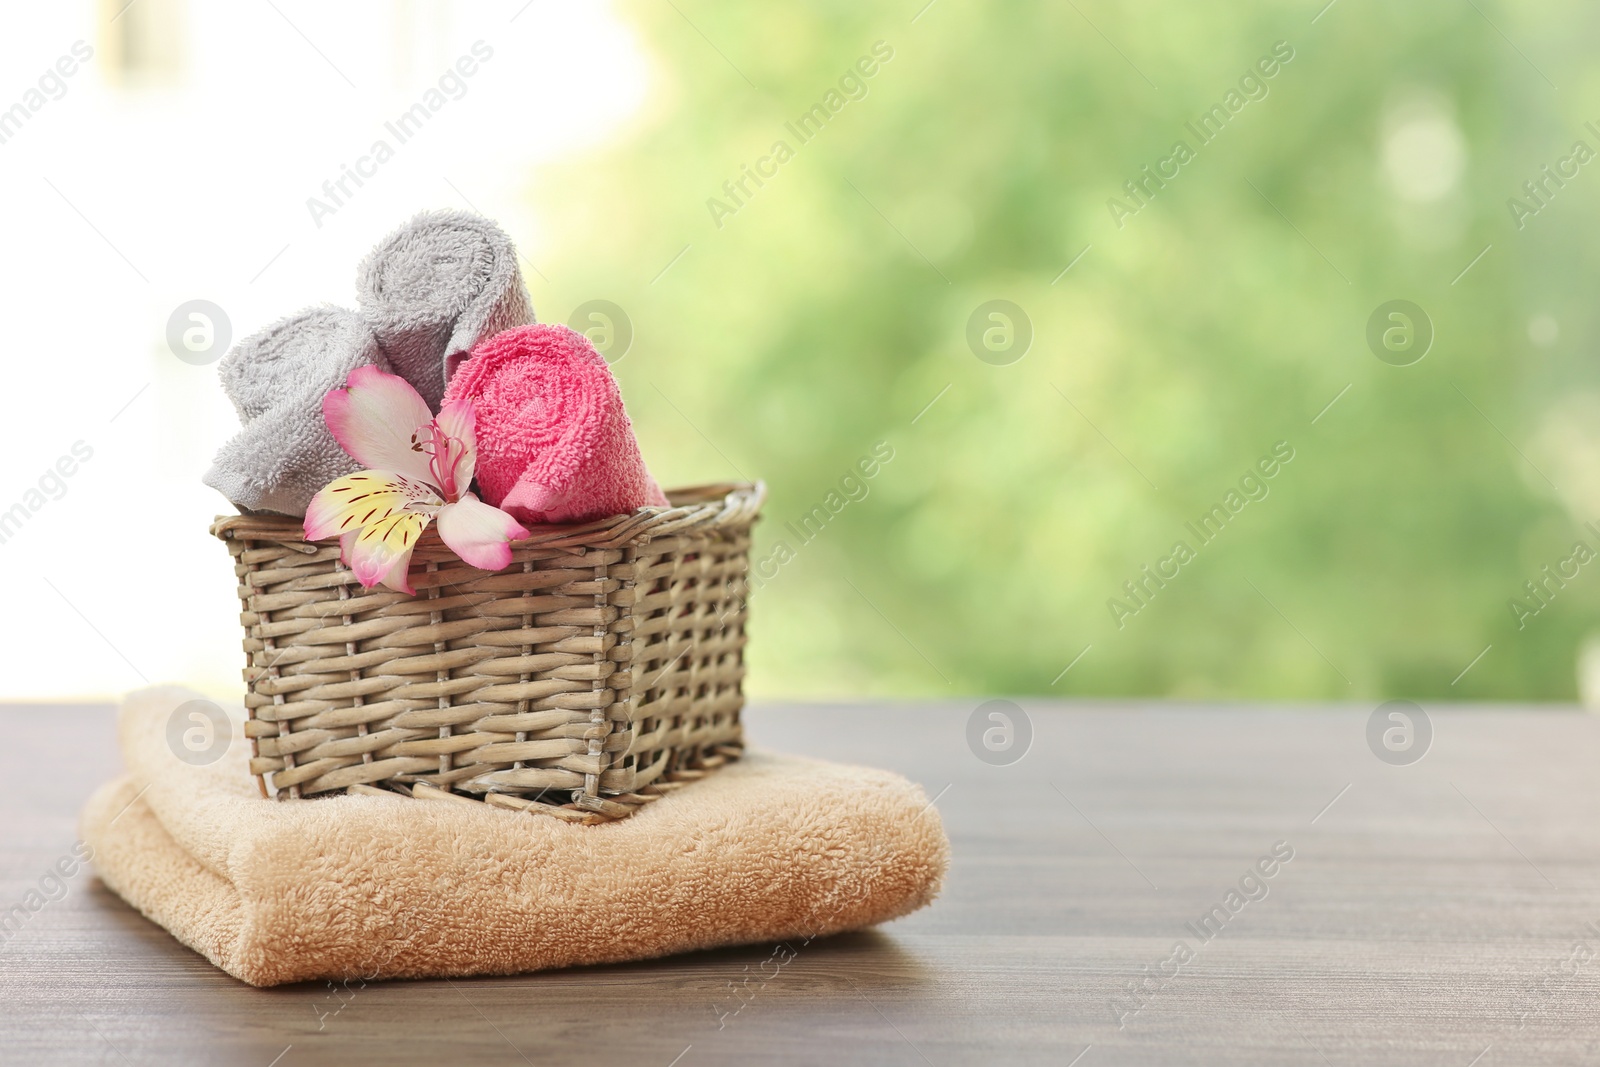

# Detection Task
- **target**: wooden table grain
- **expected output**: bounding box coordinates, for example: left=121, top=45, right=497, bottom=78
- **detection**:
left=4, top=700, right=1600, bottom=1066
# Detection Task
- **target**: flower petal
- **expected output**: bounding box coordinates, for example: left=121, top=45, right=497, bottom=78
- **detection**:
left=323, top=366, right=437, bottom=483
left=304, top=470, right=443, bottom=542
left=436, top=493, right=530, bottom=571
left=376, top=549, right=418, bottom=594
left=346, top=512, right=430, bottom=593
left=433, top=399, right=478, bottom=500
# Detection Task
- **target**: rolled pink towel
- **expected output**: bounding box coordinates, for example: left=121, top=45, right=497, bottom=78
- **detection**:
left=443, top=323, right=668, bottom=524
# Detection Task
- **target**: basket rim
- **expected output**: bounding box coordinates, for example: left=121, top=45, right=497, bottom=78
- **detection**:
left=209, top=480, right=765, bottom=551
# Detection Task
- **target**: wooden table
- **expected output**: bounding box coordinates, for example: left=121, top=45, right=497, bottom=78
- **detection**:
left=4, top=700, right=1600, bottom=1065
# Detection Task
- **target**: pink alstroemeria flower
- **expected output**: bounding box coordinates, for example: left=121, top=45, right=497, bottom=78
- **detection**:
left=304, top=366, right=530, bottom=594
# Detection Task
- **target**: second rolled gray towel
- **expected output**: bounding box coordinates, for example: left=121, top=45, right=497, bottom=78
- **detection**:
left=204, top=306, right=391, bottom=517
left=356, top=209, right=536, bottom=411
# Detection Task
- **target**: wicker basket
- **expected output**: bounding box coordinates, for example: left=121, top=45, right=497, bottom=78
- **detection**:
left=209, top=482, right=763, bottom=824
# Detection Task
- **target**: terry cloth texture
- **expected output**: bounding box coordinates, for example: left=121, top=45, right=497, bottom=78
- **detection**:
left=442, top=323, right=669, bottom=525
left=203, top=306, right=392, bottom=517
left=80, top=687, right=949, bottom=988
left=356, top=209, right=536, bottom=411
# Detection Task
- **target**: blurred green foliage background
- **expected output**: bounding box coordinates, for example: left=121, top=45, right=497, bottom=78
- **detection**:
left=533, top=0, right=1600, bottom=701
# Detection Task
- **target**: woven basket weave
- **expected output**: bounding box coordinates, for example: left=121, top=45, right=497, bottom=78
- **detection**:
left=209, top=482, right=762, bottom=824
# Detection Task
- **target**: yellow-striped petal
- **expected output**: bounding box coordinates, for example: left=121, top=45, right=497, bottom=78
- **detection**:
left=303, top=470, right=442, bottom=542
left=347, top=512, right=431, bottom=593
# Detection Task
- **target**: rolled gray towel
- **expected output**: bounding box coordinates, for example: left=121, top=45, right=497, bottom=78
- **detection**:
left=355, top=209, right=536, bottom=411
left=203, top=306, right=391, bottom=517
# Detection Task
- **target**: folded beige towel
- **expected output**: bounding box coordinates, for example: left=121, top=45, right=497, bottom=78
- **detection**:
left=80, top=688, right=949, bottom=987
